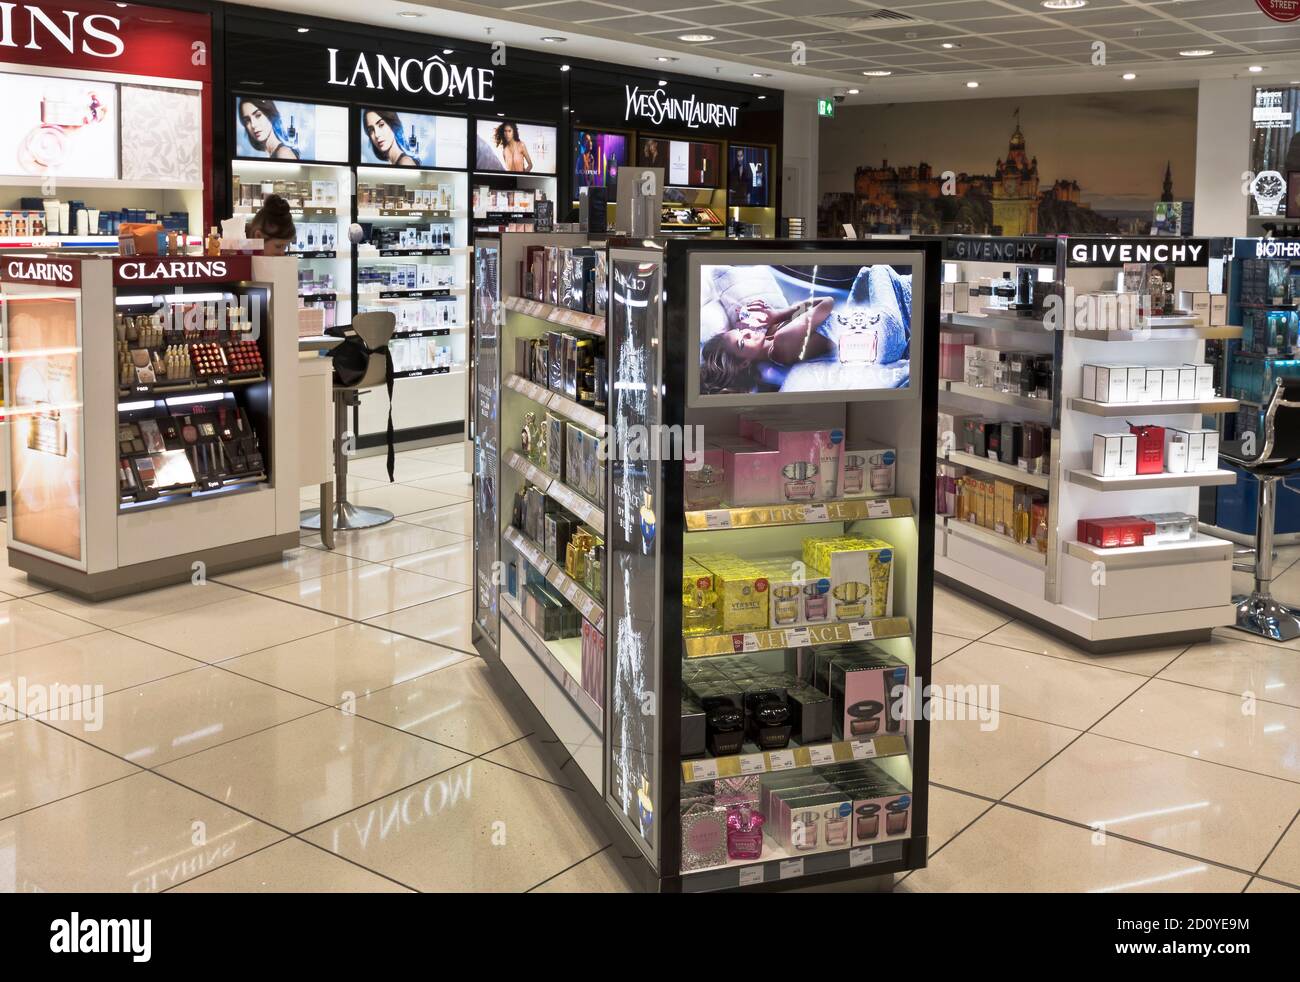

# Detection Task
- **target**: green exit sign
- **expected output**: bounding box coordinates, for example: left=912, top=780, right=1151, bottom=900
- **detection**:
left=817, top=97, right=835, bottom=118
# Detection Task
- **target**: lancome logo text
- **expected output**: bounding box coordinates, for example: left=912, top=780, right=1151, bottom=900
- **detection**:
left=0, top=3, right=124, bottom=58
left=624, top=85, right=738, bottom=130
left=327, top=47, right=494, bottom=103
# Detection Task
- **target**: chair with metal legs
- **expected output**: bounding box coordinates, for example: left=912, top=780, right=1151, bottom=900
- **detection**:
left=1221, top=377, right=1300, bottom=641
left=301, top=311, right=397, bottom=533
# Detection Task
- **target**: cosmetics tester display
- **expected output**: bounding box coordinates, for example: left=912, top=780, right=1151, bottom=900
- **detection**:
left=1, top=254, right=299, bottom=599
left=474, top=233, right=936, bottom=892
left=935, top=235, right=1238, bottom=649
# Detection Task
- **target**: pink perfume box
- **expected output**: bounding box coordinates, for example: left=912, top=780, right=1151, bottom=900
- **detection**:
left=684, top=445, right=729, bottom=511
left=841, top=441, right=897, bottom=498
left=844, top=785, right=912, bottom=845
left=728, top=447, right=783, bottom=505
left=580, top=619, right=604, bottom=708
left=760, top=424, right=846, bottom=501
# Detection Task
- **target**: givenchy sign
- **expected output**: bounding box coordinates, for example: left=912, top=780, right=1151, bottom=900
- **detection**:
left=1067, top=239, right=1208, bottom=268
left=624, top=85, right=739, bottom=130
left=327, top=47, right=495, bottom=103
left=945, top=237, right=1058, bottom=265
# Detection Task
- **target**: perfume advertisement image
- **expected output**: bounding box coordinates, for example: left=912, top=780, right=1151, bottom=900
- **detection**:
left=0, top=72, right=118, bottom=179
left=573, top=130, right=627, bottom=191
left=234, top=96, right=350, bottom=163
left=5, top=296, right=83, bottom=563
left=698, top=263, right=912, bottom=396
left=638, top=137, right=719, bottom=187
left=728, top=145, right=769, bottom=207
left=474, top=119, right=557, bottom=175
left=360, top=108, right=468, bottom=169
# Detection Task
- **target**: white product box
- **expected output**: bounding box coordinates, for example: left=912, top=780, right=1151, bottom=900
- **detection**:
left=1177, top=366, right=1197, bottom=402
left=1160, top=367, right=1180, bottom=402
left=1143, top=368, right=1164, bottom=404
left=1117, top=292, right=1138, bottom=331
left=941, top=283, right=954, bottom=313
left=1164, top=429, right=1189, bottom=474
left=1093, top=432, right=1138, bottom=477
left=1185, top=363, right=1215, bottom=398
left=1210, top=294, right=1228, bottom=327
left=1178, top=290, right=1211, bottom=326
left=1124, top=366, right=1146, bottom=402
left=953, top=282, right=970, bottom=313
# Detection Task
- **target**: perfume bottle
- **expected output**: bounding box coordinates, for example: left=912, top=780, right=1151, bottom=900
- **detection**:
left=842, top=453, right=865, bottom=495
left=803, top=579, right=830, bottom=622
left=855, top=802, right=881, bottom=841
left=885, top=796, right=911, bottom=835
left=639, top=491, right=657, bottom=553
left=637, top=779, right=654, bottom=842
left=408, top=128, right=421, bottom=155
left=726, top=806, right=765, bottom=861
left=286, top=114, right=298, bottom=145
left=521, top=411, right=542, bottom=464
left=781, top=461, right=818, bottom=501
left=792, top=810, right=820, bottom=852
left=870, top=451, right=895, bottom=493
left=771, top=585, right=800, bottom=625
left=682, top=576, right=720, bottom=636
left=824, top=804, right=851, bottom=847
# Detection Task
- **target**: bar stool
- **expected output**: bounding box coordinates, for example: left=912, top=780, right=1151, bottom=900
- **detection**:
left=301, top=311, right=396, bottom=532
left=1221, top=377, right=1300, bottom=641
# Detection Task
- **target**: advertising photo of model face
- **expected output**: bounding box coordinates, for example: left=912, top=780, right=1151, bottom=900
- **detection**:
left=475, top=119, right=557, bottom=174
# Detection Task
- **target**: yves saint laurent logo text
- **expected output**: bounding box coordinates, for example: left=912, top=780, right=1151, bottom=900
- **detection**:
left=624, top=85, right=738, bottom=130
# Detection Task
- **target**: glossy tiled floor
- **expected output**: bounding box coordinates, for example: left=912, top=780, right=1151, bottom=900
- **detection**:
left=2, top=441, right=1299, bottom=893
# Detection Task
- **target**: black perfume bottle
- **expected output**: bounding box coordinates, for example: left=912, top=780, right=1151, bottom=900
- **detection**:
left=286, top=115, right=298, bottom=144
left=745, top=692, right=792, bottom=750
left=706, top=706, right=745, bottom=756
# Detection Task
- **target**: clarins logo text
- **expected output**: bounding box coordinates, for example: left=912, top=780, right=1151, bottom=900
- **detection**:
left=118, top=260, right=228, bottom=281
left=0, top=4, right=124, bottom=58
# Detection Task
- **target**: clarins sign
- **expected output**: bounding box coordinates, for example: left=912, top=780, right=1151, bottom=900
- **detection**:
left=0, top=3, right=123, bottom=57
left=113, top=256, right=251, bottom=286
left=624, top=85, right=739, bottom=130
left=2, top=256, right=80, bottom=287
left=327, top=47, right=495, bottom=103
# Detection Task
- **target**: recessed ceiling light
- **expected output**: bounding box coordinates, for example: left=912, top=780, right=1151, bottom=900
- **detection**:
left=541, top=36, right=567, bottom=43
left=678, top=33, right=716, bottom=42
left=561, top=64, right=570, bottom=71
left=655, top=56, right=678, bottom=63
left=497, top=112, right=504, bottom=117
left=941, top=42, right=962, bottom=49
left=752, top=72, right=771, bottom=78
left=758, top=95, right=767, bottom=100
left=862, top=70, right=892, bottom=77
left=443, top=49, right=453, bottom=55
left=1042, top=0, right=1087, bottom=8
left=658, top=80, right=668, bottom=86
left=296, top=27, right=309, bottom=33
left=966, top=81, right=980, bottom=88
left=396, top=9, right=423, bottom=16
left=1122, top=72, right=1137, bottom=80
left=1179, top=48, right=1214, bottom=57
left=847, top=88, right=860, bottom=94
left=1250, top=65, right=1265, bottom=73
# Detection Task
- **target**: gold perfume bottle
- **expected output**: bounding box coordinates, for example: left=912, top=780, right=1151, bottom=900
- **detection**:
left=682, top=571, right=720, bottom=636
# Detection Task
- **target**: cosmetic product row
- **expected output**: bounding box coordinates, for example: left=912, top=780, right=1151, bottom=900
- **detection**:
left=948, top=475, right=1049, bottom=552
left=513, top=482, right=601, bottom=564
left=504, top=551, right=599, bottom=650
left=518, top=411, right=605, bottom=507
left=364, top=296, right=459, bottom=334
left=117, top=339, right=262, bottom=388
left=364, top=223, right=455, bottom=251
left=1082, top=363, right=1215, bottom=404
left=1091, top=425, right=1220, bottom=478
left=1077, top=511, right=1197, bottom=549
left=117, top=405, right=264, bottom=500
left=941, top=412, right=1051, bottom=475
left=290, top=222, right=339, bottom=254
left=1241, top=307, right=1299, bottom=356
left=389, top=338, right=452, bottom=374
left=958, top=344, right=1055, bottom=398
left=233, top=178, right=340, bottom=210
left=116, top=302, right=253, bottom=347
left=358, top=182, right=454, bottom=212
left=298, top=270, right=335, bottom=295
left=522, top=245, right=608, bottom=316
left=5, top=201, right=189, bottom=238
left=516, top=331, right=607, bottom=410
left=359, top=263, right=456, bottom=292
left=473, top=187, right=537, bottom=215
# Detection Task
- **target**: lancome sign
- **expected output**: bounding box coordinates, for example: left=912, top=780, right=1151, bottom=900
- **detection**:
left=327, top=47, right=495, bottom=103
left=624, top=85, right=738, bottom=130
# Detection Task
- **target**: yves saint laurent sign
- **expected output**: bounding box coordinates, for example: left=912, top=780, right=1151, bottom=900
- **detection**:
left=624, top=85, right=738, bottom=130
left=944, top=237, right=1058, bottom=265
left=1, top=256, right=80, bottom=287
left=328, top=48, right=495, bottom=104
left=1067, top=239, right=1208, bottom=268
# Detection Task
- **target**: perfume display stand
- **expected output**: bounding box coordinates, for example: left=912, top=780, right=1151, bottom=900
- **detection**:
left=473, top=233, right=938, bottom=892
left=0, top=254, right=299, bottom=600
left=934, top=234, right=1239, bottom=650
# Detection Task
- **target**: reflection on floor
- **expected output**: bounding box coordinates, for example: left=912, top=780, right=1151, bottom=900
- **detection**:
left=0, top=442, right=1297, bottom=892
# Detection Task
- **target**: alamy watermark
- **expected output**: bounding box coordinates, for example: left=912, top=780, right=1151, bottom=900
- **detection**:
left=0, top=678, right=104, bottom=731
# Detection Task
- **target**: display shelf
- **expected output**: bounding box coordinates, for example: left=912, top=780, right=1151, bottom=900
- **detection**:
left=357, top=208, right=467, bottom=220
left=391, top=327, right=463, bottom=339
left=1068, top=396, right=1240, bottom=417
left=502, top=449, right=605, bottom=530
left=943, top=516, right=1047, bottom=567
left=117, top=374, right=266, bottom=399
left=503, top=447, right=553, bottom=491
left=941, top=379, right=1051, bottom=412
left=290, top=250, right=337, bottom=260
left=682, top=838, right=906, bottom=890
left=1066, top=468, right=1237, bottom=492
left=0, top=235, right=202, bottom=250
left=503, top=372, right=604, bottom=432
left=504, top=295, right=606, bottom=337
left=500, top=596, right=602, bottom=730
left=503, top=525, right=604, bottom=628
left=392, top=366, right=459, bottom=380
left=1072, top=322, right=1242, bottom=342
left=940, top=450, right=1051, bottom=490
left=357, top=288, right=465, bottom=300
left=1064, top=533, right=1233, bottom=570
left=945, top=311, right=1048, bottom=335
left=356, top=245, right=471, bottom=258
left=684, top=497, right=911, bottom=532
left=680, top=734, right=908, bottom=784
left=683, top=616, right=912, bottom=659
left=0, top=176, right=203, bottom=191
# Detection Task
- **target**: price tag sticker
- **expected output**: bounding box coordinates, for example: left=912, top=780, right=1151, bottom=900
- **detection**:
left=738, top=866, right=765, bottom=887
left=778, top=859, right=805, bottom=880
left=690, top=758, right=719, bottom=782
left=807, top=744, right=837, bottom=766
left=705, top=511, right=733, bottom=529
left=738, top=753, right=766, bottom=775
left=867, top=499, right=893, bottom=518
left=850, top=846, right=875, bottom=868
left=768, top=749, right=796, bottom=772
left=563, top=580, right=579, bottom=602
left=786, top=627, right=811, bottom=647
left=804, top=503, right=829, bottom=522
left=849, top=621, right=876, bottom=642
left=741, top=634, right=760, bottom=653
left=851, top=739, right=878, bottom=760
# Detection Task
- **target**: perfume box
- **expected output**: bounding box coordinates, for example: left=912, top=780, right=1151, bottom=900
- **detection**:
left=726, top=445, right=783, bottom=506
left=546, top=332, right=564, bottom=393
left=804, top=536, right=895, bottom=621
left=753, top=560, right=805, bottom=630
left=680, top=808, right=727, bottom=872
left=543, top=512, right=574, bottom=563
left=787, top=682, right=833, bottom=744
left=524, top=486, right=546, bottom=543
left=759, top=425, right=843, bottom=501
left=827, top=651, right=910, bottom=742
left=1019, top=421, right=1050, bottom=474
left=997, top=422, right=1022, bottom=466
left=1129, top=424, right=1165, bottom=475
left=835, top=766, right=912, bottom=845
left=1185, top=363, right=1215, bottom=398
left=1076, top=516, right=1157, bottom=549
left=1140, top=511, right=1197, bottom=543
left=842, top=441, right=896, bottom=497
left=1091, top=432, right=1137, bottom=478
left=541, top=412, right=565, bottom=480
left=769, top=790, right=853, bottom=854
left=545, top=247, right=561, bottom=305
left=580, top=618, right=604, bottom=709
left=1210, top=294, right=1228, bottom=327
left=1082, top=364, right=1131, bottom=403
left=696, top=557, right=770, bottom=633
left=561, top=334, right=578, bottom=400
left=937, top=411, right=976, bottom=457
left=530, top=338, right=548, bottom=387
left=681, top=697, right=707, bottom=759
left=1178, top=290, right=1211, bottom=326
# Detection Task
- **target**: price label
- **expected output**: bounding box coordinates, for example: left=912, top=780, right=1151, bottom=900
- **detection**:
left=768, top=749, right=796, bottom=772
left=690, top=758, right=719, bottom=782
left=849, top=621, right=876, bottom=642
left=738, top=866, right=765, bottom=887
left=804, top=504, right=829, bottom=522
left=850, top=846, right=875, bottom=868
left=741, top=634, right=760, bottom=653
left=778, top=859, right=804, bottom=880
left=807, top=744, right=837, bottom=766
left=851, top=739, right=877, bottom=760
left=738, top=753, right=766, bottom=775
left=562, top=580, right=579, bottom=602
left=705, top=511, right=733, bottom=529
left=867, top=499, right=893, bottom=518
left=786, top=627, right=811, bottom=647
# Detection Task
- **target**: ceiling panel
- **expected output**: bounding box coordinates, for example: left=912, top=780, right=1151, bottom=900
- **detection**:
left=511, top=0, right=626, bottom=20
left=1037, top=7, right=1164, bottom=28
left=670, top=5, right=786, bottom=27
left=825, top=40, right=917, bottom=54
left=946, top=15, right=1057, bottom=34
left=596, top=0, right=736, bottom=11
left=905, top=2, right=1014, bottom=22
left=1187, top=13, right=1297, bottom=33
left=995, top=0, right=1134, bottom=12
left=760, top=0, right=883, bottom=15
left=697, top=37, right=794, bottom=53
left=1155, top=0, right=1274, bottom=17
left=584, top=12, right=698, bottom=30
left=1225, top=31, right=1300, bottom=48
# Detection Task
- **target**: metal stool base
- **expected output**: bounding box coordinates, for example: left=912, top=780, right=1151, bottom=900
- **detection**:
left=300, top=501, right=395, bottom=532
left=1231, top=591, right=1300, bottom=642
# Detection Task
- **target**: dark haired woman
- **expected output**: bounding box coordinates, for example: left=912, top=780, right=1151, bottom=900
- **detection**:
left=364, top=109, right=419, bottom=166
left=247, top=194, right=296, bottom=256
left=494, top=121, right=534, bottom=173
left=238, top=98, right=299, bottom=160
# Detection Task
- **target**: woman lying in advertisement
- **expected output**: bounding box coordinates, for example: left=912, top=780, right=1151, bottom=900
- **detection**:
left=698, top=264, right=912, bottom=394
left=238, top=98, right=300, bottom=160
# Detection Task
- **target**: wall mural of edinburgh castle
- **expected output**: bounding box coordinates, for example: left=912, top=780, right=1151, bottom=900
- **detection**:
left=818, top=90, right=1198, bottom=238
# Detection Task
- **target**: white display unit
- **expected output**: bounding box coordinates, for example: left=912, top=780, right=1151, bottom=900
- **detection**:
left=934, top=235, right=1241, bottom=650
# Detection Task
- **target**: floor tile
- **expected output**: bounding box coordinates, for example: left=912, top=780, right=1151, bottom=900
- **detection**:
left=1260, top=817, right=1300, bottom=887
left=901, top=805, right=1249, bottom=893
left=39, top=666, right=321, bottom=768
left=530, top=847, right=638, bottom=893
left=0, top=771, right=284, bottom=893
left=219, top=623, right=470, bottom=705
left=348, top=454, right=463, bottom=483
left=0, top=598, right=101, bottom=655
left=299, top=474, right=388, bottom=503
left=934, top=641, right=1146, bottom=730
left=1159, top=635, right=1300, bottom=709
left=352, top=659, right=527, bottom=756
left=212, top=546, right=363, bottom=592
left=303, top=521, right=464, bottom=564
left=403, top=473, right=473, bottom=500
left=983, top=620, right=1186, bottom=677
left=118, top=594, right=344, bottom=664
left=157, top=710, right=469, bottom=833
left=301, top=760, right=605, bottom=892
left=0, top=552, right=50, bottom=598
left=0, top=718, right=137, bottom=820
left=926, top=785, right=993, bottom=857
left=364, top=591, right=476, bottom=652
left=29, top=581, right=240, bottom=630
left=1008, top=733, right=1300, bottom=871
left=403, top=502, right=473, bottom=536
left=345, top=484, right=467, bottom=518
left=387, top=541, right=474, bottom=585
left=932, top=632, right=970, bottom=663
left=1246, top=877, right=1299, bottom=893
left=931, top=587, right=1009, bottom=640
left=399, top=442, right=469, bottom=465
left=482, top=734, right=575, bottom=789
left=170, top=837, right=411, bottom=892
left=263, top=565, right=466, bottom=621
left=1094, top=679, right=1300, bottom=783
left=929, top=698, right=1079, bottom=799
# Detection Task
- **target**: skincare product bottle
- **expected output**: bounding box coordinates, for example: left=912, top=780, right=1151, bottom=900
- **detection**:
left=726, top=806, right=765, bottom=861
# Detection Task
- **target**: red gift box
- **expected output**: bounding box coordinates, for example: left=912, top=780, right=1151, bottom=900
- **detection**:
left=1129, top=424, right=1165, bottom=475
left=1077, top=516, right=1157, bottom=548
